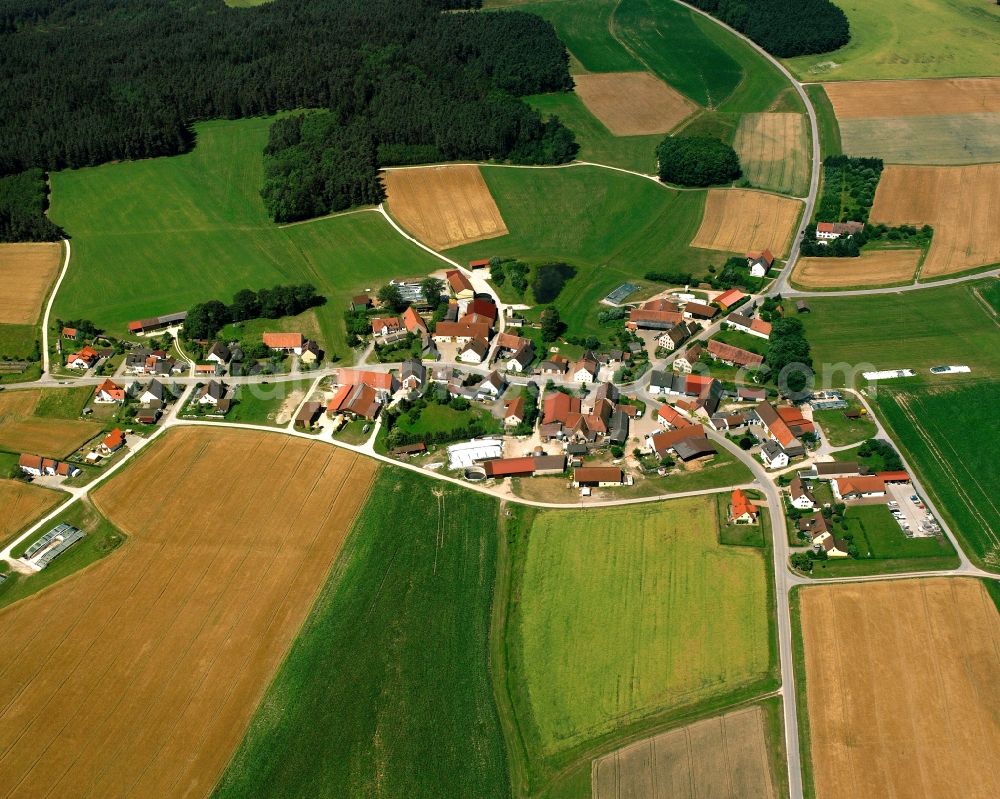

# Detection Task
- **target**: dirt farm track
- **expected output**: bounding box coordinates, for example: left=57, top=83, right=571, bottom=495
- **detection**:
left=800, top=578, right=1000, bottom=799
left=0, top=427, right=376, bottom=798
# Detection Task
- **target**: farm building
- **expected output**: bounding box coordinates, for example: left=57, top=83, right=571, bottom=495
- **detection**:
left=646, top=425, right=706, bottom=459
left=713, top=289, right=746, bottom=310
left=446, top=269, right=475, bottom=299
left=833, top=475, right=887, bottom=500
left=707, top=339, right=764, bottom=368
left=294, top=402, right=323, bottom=429
left=127, top=311, right=187, bottom=335
left=22, top=523, right=86, bottom=570
left=447, top=438, right=503, bottom=469
left=432, top=320, right=492, bottom=344
left=400, top=358, right=426, bottom=391
left=335, top=369, right=397, bottom=395
left=738, top=386, right=767, bottom=402
left=572, top=466, right=629, bottom=488
left=371, top=316, right=402, bottom=338
left=816, top=221, right=864, bottom=242
left=468, top=258, right=491, bottom=270
left=504, top=397, right=525, bottom=426
left=262, top=332, right=305, bottom=354
left=326, top=383, right=381, bottom=420
left=726, top=312, right=772, bottom=339
left=402, top=306, right=427, bottom=335
left=673, top=437, right=716, bottom=461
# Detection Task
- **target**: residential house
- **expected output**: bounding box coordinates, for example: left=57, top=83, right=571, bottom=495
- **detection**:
left=746, top=249, right=774, bottom=277
left=100, top=428, right=125, bottom=455
left=673, top=344, right=703, bottom=374
left=18, top=454, right=57, bottom=477
left=539, top=355, right=569, bottom=375
left=94, top=379, right=126, bottom=404
left=371, top=316, right=402, bottom=338
left=66, top=345, right=100, bottom=369
left=729, top=488, right=759, bottom=524
left=814, top=530, right=850, bottom=557
left=713, top=288, right=746, bottom=311
left=798, top=511, right=830, bottom=539
left=707, top=339, right=764, bottom=368
left=750, top=402, right=809, bottom=459
left=573, top=467, right=629, bottom=487
left=789, top=476, right=818, bottom=510
left=507, top=341, right=535, bottom=373
left=816, top=221, right=864, bottom=242
left=400, top=358, right=426, bottom=391
left=446, top=269, right=475, bottom=299
left=135, top=401, right=162, bottom=425
left=803, top=461, right=862, bottom=480
left=262, top=332, right=305, bottom=354
left=657, top=403, right=692, bottom=430
left=649, top=372, right=723, bottom=416
left=572, top=358, right=599, bottom=383
left=476, top=370, right=506, bottom=400
left=504, top=397, right=525, bottom=427
left=197, top=380, right=227, bottom=406
left=709, top=411, right=747, bottom=432
left=760, top=438, right=789, bottom=469
left=402, top=306, right=427, bottom=336
left=656, top=323, right=694, bottom=352
left=459, top=337, right=489, bottom=364
left=726, top=312, right=772, bottom=340
left=206, top=341, right=231, bottom=365
left=195, top=363, right=223, bottom=377
left=139, top=379, right=167, bottom=405
left=335, top=368, right=398, bottom=396
left=327, top=382, right=381, bottom=420
left=834, top=475, right=887, bottom=501
left=300, top=340, right=323, bottom=365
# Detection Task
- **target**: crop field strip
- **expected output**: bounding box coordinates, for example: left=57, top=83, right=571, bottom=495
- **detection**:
left=0, top=479, right=63, bottom=545
left=48, top=117, right=445, bottom=359
left=507, top=498, right=773, bottom=767
left=382, top=165, right=509, bottom=251
left=870, top=164, right=1000, bottom=278
left=792, top=249, right=921, bottom=289
left=799, top=578, right=1000, bottom=799
left=784, top=0, right=1000, bottom=82
left=691, top=189, right=801, bottom=258
left=0, top=428, right=376, bottom=798
left=0, top=243, right=62, bottom=325
left=0, top=389, right=102, bottom=459
left=573, top=72, right=696, bottom=136
left=592, top=705, right=777, bottom=799
left=734, top=113, right=810, bottom=196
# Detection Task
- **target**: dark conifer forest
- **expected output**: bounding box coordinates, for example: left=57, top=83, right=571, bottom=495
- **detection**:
left=0, top=0, right=575, bottom=233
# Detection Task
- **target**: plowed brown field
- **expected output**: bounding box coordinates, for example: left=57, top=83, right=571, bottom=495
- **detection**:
left=870, top=164, right=1000, bottom=277
left=792, top=249, right=921, bottom=288
left=592, top=706, right=777, bottom=799
left=823, top=78, right=1000, bottom=119
left=384, top=165, right=508, bottom=250
left=0, top=427, right=377, bottom=799
left=574, top=72, right=696, bottom=136
left=800, top=578, right=1000, bottom=799
left=0, top=479, right=63, bottom=544
left=0, top=242, right=62, bottom=325
left=692, top=189, right=801, bottom=257
left=0, top=389, right=101, bottom=458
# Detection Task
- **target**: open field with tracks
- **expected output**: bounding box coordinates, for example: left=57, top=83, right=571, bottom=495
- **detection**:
left=574, top=72, right=695, bottom=135
left=506, top=498, right=774, bottom=770
left=734, top=113, right=810, bottom=196
left=871, top=164, right=1000, bottom=277
left=215, top=468, right=510, bottom=798
left=0, top=389, right=101, bottom=458
left=876, top=382, right=1000, bottom=569
left=383, top=165, right=508, bottom=251
left=0, top=243, right=61, bottom=325
left=49, top=118, right=444, bottom=359
left=0, top=427, right=375, bottom=798
left=447, top=166, right=716, bottom=339
left=788, top=280, right=1000, bottom=382
left=0, top=479, right=63, bottom=545
left=792, top=249, right=921, bottom=289
left=799, top=578, right=1000, bottom=798
left=592, top=705, right=777, bottom=799
left=785, top=0, right=1000, bottom=81
left=692, top=189, right=801, bottom=257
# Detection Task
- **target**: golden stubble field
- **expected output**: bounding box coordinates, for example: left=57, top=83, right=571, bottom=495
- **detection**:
left=0, top=389, right=101, bottom=458
left=0, top=479, right=63, bottom=544
left=870, top=164, right=1000, bottom=277
left=0, top=242, right=62, bottom=325
left=792, top=248, right=921, bottom=288
left=734, top=113, right=810, bottom=196
left=383, top=164, right=508, bottom=250
left=800, top=578, right=1000, bottom=799
left=0, top=427, right=377, bottom=799
left=592, top=706, right=777, bottom=799
left=573, top=71, right=696, bottom=136
left=823, top=78, right=1000, bottom=118
left=692, top=189, right=801, bottom=257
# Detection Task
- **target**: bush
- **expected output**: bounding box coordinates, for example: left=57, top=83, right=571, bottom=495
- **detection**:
left=530, top=262, right=576, bottom=303
left=656, top=136, right=741, bottom=187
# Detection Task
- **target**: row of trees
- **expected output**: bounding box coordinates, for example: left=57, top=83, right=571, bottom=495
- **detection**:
left=656, top=136, right=741, bottom=187
left=765, top=316, right=813, bottom=395
left=1, top=0, right=577, bottom=230
left=687, top=0, right=850, bottom=58
left=801, top=222, right=933, bottom=258
left=183, top=284, right=324, bottom=340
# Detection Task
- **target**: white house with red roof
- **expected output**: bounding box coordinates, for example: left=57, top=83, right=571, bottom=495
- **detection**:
left=94, top=379, right=127, bottom=404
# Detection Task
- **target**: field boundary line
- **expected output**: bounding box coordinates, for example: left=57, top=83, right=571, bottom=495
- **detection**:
left=275, top=206, right=378, bottom=229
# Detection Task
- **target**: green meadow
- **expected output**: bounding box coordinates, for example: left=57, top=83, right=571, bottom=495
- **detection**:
left=448, top=165, right=717, bottom=339
left=785, top=0, right=1000, bottom=81
left=214, top=468, right=510, bottom=798
left=49, top=117, right=443, bottom=360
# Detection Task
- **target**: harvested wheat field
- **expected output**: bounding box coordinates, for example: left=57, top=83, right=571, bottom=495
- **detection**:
left=0, top=389, right=100, bottom=458
left=0, top=242, right=62, bottom=325
left=592, top=706, right=777, bottom=799
left=871, top=164, right=1000, bottom=277
left=823, top=78, right=1000, bottom=119
left=800, top=578, right=1000, bottom=799
left=0, top=479, right=63, bottom=544
left=0, top=427, right=377, bottom=799
left=574, top=72, right=696, bottom=136
left=793, top=249, right=921, bottom=289
left=692, top=189, right=801, bottom=257
left=383, top=165, right=508, bottom=250
left=734, top=113, right=810, bottom=196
